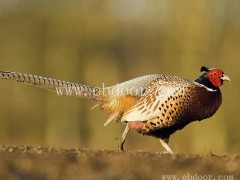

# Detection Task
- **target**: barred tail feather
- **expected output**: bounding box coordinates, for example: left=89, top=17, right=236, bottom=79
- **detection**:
left=0, top=71, right=100, bottom=99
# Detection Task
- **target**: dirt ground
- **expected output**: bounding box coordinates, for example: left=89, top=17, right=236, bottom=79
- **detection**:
left=0, top=145, right=239, bottom=180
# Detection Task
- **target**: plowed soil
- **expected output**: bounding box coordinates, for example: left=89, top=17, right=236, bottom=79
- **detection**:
left=0, top=145, right=239, bottom=180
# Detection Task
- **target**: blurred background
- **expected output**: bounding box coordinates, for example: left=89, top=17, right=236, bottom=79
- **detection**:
left=0, top=0, right=239, bottom=154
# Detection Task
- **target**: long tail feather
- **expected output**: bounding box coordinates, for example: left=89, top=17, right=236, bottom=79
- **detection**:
left=0, top=71, right=100, bottom=99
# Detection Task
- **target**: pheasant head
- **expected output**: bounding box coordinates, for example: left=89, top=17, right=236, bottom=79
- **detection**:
left=196, top=66, right=230, bottom=90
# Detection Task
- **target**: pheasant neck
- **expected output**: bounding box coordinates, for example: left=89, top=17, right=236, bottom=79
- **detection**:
left=195, top=75, right=220, bottom=91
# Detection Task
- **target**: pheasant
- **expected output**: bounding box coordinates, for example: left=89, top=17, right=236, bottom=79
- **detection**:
left=0, top=66, right=230, bottom=154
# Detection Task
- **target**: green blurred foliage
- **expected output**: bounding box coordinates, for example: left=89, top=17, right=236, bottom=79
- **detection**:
left=0, top=0, right=239, bottom=153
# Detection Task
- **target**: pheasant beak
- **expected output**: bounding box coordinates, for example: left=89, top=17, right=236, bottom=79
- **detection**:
left=221, top=74, right=231, bottom=82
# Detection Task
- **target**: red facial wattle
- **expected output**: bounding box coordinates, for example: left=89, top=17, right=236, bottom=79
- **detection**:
left=207, top=70, right=223, bottom=87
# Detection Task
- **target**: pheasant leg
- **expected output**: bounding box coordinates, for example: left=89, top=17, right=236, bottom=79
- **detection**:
left=118, top=124, right=129, bottom=151
left=159, top=138, right=174, bottom=154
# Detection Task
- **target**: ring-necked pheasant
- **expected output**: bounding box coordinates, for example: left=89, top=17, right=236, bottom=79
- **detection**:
left=0, top=66, right=230, bottom=154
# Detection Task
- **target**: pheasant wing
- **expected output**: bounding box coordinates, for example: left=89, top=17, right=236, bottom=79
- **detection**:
left=122, top=77, right=220, bottom=134
left=122, top=78, right=189, bottom=130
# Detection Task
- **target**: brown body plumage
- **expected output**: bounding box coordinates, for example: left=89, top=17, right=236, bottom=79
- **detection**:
left=127, top=77, right=222, bottom=140
left=0, top=66, right=230, bottom=154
